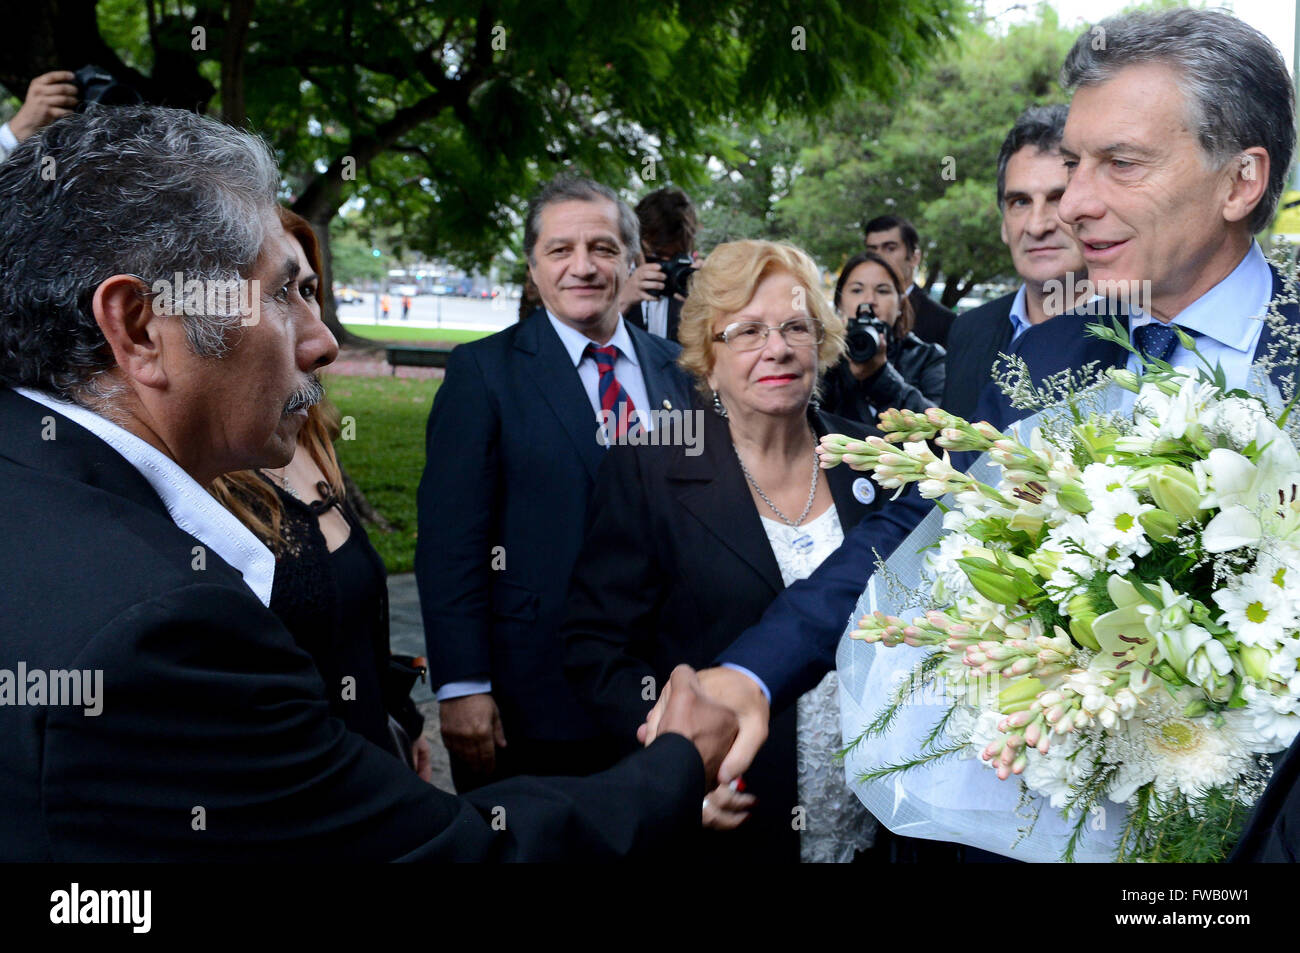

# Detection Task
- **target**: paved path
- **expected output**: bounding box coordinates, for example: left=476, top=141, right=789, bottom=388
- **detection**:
left=388, top=572, right=455, bottom=792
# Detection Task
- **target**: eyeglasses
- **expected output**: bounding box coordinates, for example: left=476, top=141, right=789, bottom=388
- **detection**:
left=712, top=318, right=825, bottom=352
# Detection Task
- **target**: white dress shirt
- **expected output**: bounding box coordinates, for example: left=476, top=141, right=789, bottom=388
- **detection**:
left=639, top=297, right=671, bottom=338
left=546, top=310, right=655, bottom=431
left=0, top=122, right=18, bottom=163
left=14, top=387, right=275, bottom=606
left=1125, top=241, right=1272, bottom=391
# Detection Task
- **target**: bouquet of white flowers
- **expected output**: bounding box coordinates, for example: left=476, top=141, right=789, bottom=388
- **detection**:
left=822, top=325, right=1300, bottom=861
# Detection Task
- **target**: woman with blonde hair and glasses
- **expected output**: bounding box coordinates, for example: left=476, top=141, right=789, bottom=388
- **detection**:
left=211, top=207, right=431, bottom=780
left=563, top=240, right=891, bottom=862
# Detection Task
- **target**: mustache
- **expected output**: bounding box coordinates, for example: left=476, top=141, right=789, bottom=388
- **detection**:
left=283, top=375, right=325, bottom=415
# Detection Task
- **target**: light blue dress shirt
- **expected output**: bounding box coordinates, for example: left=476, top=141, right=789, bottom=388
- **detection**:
left=1007, top=284, right=1033, bottom=343
left=1125, top=241, right=1272, bottom=390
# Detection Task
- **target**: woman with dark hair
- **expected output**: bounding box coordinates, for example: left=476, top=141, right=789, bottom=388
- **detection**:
left=210, top=207, right=431, bottom=779
left=819, top=251, right=946, bottom=424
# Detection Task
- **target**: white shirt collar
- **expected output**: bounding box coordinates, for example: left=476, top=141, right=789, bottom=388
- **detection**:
left=1126, top=240, right=1272, bottom=352
left=545, top=310, right=641, bottom=368
left=14, top=387, right=275, bottom=606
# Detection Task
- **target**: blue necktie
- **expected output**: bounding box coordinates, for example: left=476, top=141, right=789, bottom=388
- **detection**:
left=1132, top=322, right=1181, bottom=363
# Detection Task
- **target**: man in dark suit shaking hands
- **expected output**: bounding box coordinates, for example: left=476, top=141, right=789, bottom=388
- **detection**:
left=979, top=8, right=1298, bottom=431
left=416, top=177, right=694, bottom=791
left=941, top=104, right=1087, bottom=422
left=642, top=8, right=1300, bottom=810
left=0, top=109, right=732, bottom=861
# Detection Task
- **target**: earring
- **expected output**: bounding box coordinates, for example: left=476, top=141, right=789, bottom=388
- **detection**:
left=711, top=390, right=728, bottom=419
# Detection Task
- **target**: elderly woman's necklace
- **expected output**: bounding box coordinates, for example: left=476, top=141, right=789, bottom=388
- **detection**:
left=734, top=441, right=820, bottom=553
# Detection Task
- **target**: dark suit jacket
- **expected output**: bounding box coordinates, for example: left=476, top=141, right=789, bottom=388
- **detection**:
left=715, top=483, right=932, bottom=712
left=0, top=387, right=704, bottom=861
left=909, top=285, right=956, bottom=349
left=415, top=309, right=694, bottom=744
left=973, top=266, right=1300, bottom=430
left=623, top=297, right=683, bottom=342
left=941, top=290, right=1016, bottom=422
left=562, top=406, right=886, bottom=861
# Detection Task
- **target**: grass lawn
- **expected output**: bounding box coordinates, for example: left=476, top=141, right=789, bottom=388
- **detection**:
left=342, top=323, right=493, bottom=344
left=327, top=374, right=438, bottom=574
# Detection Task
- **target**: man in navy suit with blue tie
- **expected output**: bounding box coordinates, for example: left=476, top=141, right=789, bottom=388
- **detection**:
left=416, top=177, right=694, bottom=791
left=640, top=10, right=1300, bottom=827
left=975, top=9, right=1298, bottom=431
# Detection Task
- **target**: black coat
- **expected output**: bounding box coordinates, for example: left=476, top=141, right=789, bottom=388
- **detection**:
left=414, top=310, right=694, bottom=744
left=562, top=405, right=887, bottom=860
left=820, top=332, right=946, bottom=425
left=0, top=386, right=704, bottom=861
left=940, top=290, right=1016, bottom=422
left=909, top=285, right=957, bottom=348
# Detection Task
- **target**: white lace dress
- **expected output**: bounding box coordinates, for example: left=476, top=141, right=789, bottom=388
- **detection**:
left=759, top=505, right=878, bottom=863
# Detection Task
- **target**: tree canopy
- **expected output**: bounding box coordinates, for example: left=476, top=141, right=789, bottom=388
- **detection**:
left=4, top=0, right=965, bottom=335
left=693, top=7, right=1079, bottom=305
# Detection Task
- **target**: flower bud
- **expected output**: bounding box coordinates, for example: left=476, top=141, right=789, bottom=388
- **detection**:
left=1107, top=368, right=1141, bottom=392
left=1147, top=466, right=1203, bottom=522
left=1055, top=482, right=1093, bottom=515
left=1239, top=645, right=1271, bottom=683
left=1138, top=508, right=1181, bottom=542
left=1066, top=595, right=1100, bottom=651
left=960, top=561, right=1022, bottom=607
left=997, top=676, right=1044, bottom=707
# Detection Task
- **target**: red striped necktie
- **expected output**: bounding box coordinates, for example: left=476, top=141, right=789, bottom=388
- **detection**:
left=588, top=343, right=638, bottom=439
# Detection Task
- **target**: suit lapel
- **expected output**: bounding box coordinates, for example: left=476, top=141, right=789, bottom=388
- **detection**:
left=515, top=313, right=606, bottom=481
left=667, top=409, right=784, bottom=595
left=628, top=324, right=688, bottom=414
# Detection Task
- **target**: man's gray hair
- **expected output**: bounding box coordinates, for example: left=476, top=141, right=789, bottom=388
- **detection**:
left=1061, top=8, right=1296, bottom=233
left=0, top=106, right=279, bottom=405
left=523, top=176, right=639, bottom=267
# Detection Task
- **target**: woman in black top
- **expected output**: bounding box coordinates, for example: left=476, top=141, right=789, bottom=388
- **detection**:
left=211, top=207, right=429, bottom=777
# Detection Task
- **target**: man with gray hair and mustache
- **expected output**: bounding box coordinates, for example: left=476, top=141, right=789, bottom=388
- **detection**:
left=0, top=106, right=735, bottom=861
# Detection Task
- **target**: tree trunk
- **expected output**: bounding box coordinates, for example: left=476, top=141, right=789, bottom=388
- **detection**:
left=300, top=208, right=369, bottom=348
left=940, top=273, right=970, bottom=309
left=220, top=0, right=254, bottom=127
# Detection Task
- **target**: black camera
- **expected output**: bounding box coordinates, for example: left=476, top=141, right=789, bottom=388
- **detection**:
left=74, top=64, right=143, bottom=110
left=846, top=303, right=890, bottom=364
left=647, top=254, right=696, bottom=300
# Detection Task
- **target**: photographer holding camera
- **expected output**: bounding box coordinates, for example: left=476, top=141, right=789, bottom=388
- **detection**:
left=618, top=187, right=699, bottom=342
left=819, top=251, right=946, bottom=424
left=0, top=71, right=79, bottom=161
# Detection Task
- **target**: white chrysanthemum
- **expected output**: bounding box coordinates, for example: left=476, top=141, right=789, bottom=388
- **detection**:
left=926, top=531, right=979, bottom=602
left=1107, top=689, right=1267, bottom=803
left=1242, top=683, right=1300, bottom=749
left=1085, top=487, right=1153, bottom=553
left=1213, top=571, right=1297, bottom=650
left=967, top=708, right=1005, bottom=761
left=1021, top=732, right=1087, bottom=809
left=1203, top=396, right=1271, bottom=450
left=1080, top=461, right=1137, bottom=498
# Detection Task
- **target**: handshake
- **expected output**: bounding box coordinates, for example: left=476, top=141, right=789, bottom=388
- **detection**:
left=641, top=666, right=771, bottom=828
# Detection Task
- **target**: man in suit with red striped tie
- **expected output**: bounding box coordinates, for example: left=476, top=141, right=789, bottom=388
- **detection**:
left=416, top=176, right=694, bottom=791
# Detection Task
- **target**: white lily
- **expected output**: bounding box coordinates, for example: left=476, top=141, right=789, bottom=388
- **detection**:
left=1199, top=420, right=1300, bottom=553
